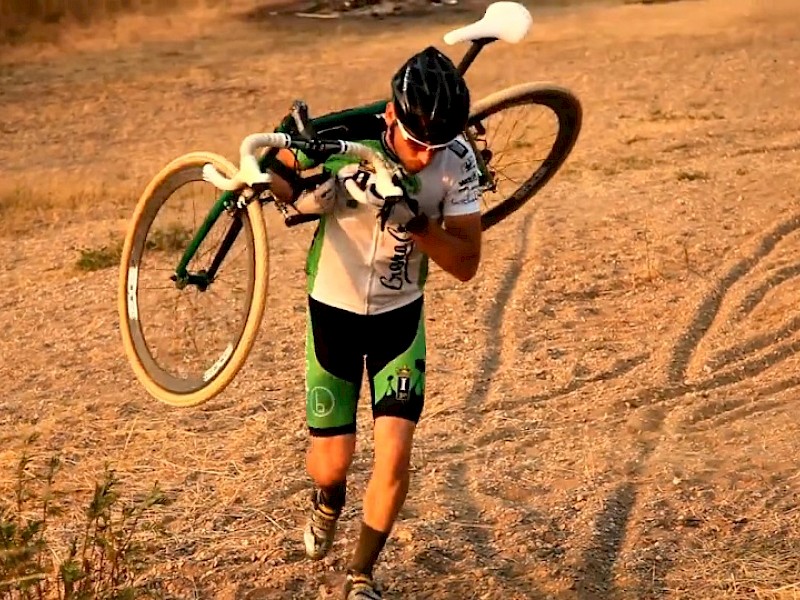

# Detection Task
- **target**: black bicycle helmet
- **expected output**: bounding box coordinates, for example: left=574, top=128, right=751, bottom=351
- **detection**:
left=390, top=46, right=470, bottom=146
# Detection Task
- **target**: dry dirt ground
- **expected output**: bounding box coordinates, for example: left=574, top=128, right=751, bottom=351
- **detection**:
left=2, top=0, right=800, bottom=598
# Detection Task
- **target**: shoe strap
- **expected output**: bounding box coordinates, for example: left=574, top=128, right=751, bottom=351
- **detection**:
left=348, top=573, right=381, bottom=599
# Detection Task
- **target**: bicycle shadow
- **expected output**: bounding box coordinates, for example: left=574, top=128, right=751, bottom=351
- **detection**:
left=417, top=202, right=650, bottom=599
left=411, top=208, right=553, bottom=599
left=416, top=204, right=650, bottom=598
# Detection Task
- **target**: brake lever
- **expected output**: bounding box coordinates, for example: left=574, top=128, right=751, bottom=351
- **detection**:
left=290, top=100, right=317, bottom=140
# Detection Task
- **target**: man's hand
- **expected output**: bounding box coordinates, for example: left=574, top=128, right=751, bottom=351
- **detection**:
left=338, top=164, right=424, bottom=231
left=411, top=212, right=481, bottom=282
left=379, top=197, right=427, bottom=232
left=293, top=174, right=337, bottom=215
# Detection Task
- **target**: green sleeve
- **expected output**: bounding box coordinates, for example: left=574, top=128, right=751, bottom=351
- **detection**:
left=320, top=139, right=385, bottom=175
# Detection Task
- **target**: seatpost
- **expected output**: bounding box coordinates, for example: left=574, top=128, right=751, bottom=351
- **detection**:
left=456, top=38, right=496, bottom=75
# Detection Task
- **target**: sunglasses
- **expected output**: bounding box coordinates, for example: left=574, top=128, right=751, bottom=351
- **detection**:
left=395, top=119, right=453, bottom=151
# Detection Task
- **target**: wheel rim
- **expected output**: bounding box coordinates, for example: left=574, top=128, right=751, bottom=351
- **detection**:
left=125, top=166, right=256, bottom=394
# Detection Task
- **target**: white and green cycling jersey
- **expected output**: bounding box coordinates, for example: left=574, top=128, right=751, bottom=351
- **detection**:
left=305, top=135, right=481, bottom=315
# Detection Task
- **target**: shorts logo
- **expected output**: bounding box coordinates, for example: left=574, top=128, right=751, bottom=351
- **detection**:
left=309, top=386, right=336, bottom=418
left=396, top=365, right=412, bottom=402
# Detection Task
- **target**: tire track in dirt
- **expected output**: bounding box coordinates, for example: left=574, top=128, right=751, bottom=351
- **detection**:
left=706, top=312, right=800, bottom=374
left=488, top=353, right=649, bottom=415
left=576, top=482, right=637, bottom=600
left=666, top=213, right=800, bottom=389
left=578, top=212, right=800, bottom=597
left=618, top=212, right=800, bottom=408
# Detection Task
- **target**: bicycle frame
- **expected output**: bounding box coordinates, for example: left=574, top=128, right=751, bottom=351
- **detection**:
left=172, top=38, right=499, bottom=287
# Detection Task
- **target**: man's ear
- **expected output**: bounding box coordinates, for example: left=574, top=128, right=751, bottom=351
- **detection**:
left=384, top=101, right=396, bottom=125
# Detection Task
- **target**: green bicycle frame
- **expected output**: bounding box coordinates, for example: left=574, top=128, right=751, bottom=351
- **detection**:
left=172, top=190, right=233, bottom=285
left=172, top=39, right=497, bottom=284
left=172, top=100, right=389, bottom=282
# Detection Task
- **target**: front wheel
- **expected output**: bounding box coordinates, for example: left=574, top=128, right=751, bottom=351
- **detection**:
left=467, top=83, right=583, bottom=231
left=118, top=152, right=269, bottom=407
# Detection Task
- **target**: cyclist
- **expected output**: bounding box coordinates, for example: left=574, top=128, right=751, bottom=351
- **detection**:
left=268, top=45, right=481, bottom=599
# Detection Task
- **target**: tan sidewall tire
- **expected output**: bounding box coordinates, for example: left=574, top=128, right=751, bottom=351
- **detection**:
left=118, top=151, right=269, bottom=407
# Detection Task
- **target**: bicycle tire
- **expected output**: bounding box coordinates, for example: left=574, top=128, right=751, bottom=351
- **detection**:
left=469, top=83, right=582, bottom=231
left=118, top=152, right=269, bottom=407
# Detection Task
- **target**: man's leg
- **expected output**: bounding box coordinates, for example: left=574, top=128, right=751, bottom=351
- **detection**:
left=304, top=433, right=355, bottom=560
left=345, top=298, right=426, bottom=598
left=304, top=296, right=363, bottom=560
left=349, top=417, right=415, bottom=575
left=307, top=434, right=356, bottom=489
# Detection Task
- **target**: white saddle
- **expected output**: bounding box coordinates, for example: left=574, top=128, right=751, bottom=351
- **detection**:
left=443, top=1, right=533, bottom=45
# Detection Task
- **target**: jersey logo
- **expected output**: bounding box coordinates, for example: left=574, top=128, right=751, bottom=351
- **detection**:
left=450, top=189, right=480, bottom=206
left=448, top=139, right=469, bottom=159
left=380, top=227, right=414, bottom=291
left=458, top=173, right=478, bottom=187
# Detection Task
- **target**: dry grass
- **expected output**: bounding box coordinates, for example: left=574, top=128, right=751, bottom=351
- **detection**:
left=677, top=533, right=800, bottom=599
left=0, top=185, right=135, bottom=237
left=75, top=243, right=123, bottom=271
left=0, top=0, right=230, bottom=44
left=0, top=445, right=168, bottom=600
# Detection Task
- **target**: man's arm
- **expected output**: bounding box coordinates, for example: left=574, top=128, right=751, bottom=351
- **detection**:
left=262, top=148, right=339, bottom=215
left=266, top=149, right=301, bottom=203
left=409, top=212, right=481, bottom=282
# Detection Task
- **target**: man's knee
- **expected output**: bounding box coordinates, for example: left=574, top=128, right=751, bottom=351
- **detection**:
left=374, top=451, right=412, bottom=487
left=307, top=434, right=355, bottom=486
left=372, top=417, right=415, bottom=484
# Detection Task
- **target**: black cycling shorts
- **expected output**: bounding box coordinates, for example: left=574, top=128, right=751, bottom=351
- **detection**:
left=305, top=295, right=426, bottom=437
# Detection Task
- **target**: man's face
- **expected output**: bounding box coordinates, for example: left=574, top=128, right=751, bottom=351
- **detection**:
left=385, top=102, right=446, bottom=174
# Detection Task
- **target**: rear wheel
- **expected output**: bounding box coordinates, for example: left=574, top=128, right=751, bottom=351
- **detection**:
left=118, top=152, right=269, bottom=407
left=467, top=83, right=583, bottom=230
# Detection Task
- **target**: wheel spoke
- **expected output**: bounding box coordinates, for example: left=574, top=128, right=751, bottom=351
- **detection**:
left=469, top=87, right=581, bottom=229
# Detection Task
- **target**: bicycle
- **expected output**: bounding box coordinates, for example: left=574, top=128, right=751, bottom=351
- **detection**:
left=118, top=1, right=583, bottom=407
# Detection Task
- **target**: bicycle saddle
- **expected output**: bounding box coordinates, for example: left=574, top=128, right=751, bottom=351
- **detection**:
left=443, top=1, right=532, bottom=45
